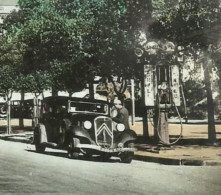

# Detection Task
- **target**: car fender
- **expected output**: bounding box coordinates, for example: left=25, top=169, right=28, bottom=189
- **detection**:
left=117, top=129, right=137, bottom=145
left=37, top=123, right=48, bottom=143
left=72, top=125, right=94, bottom=144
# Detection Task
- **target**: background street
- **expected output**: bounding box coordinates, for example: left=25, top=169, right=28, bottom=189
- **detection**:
left=0, top=141, right=220, bottom=195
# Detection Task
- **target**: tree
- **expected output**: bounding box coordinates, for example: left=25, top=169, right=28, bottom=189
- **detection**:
left=149, top=0, right=221, bottom=143
left=0, top=33, right=24, bottom=133
left=6, top=0, right=150, bottom=100
left=3, top=0, right=155, bottom=136
left=63, top=0, right=138, bottom=99
left=17, top=0, right=143, bottom=99
left=182, top=80, right=207, bottom=119
left=8, top=0, right=92, bottom=96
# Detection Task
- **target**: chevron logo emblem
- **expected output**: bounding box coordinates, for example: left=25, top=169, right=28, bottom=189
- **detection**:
left=96, top=123, right=112, bottom=137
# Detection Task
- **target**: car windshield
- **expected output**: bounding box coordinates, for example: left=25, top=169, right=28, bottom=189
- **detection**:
left=69, top=101, right=108, bottom=115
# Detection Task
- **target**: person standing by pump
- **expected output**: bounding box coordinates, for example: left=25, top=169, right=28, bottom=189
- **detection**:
left=111, top=98, right=130, bottom=130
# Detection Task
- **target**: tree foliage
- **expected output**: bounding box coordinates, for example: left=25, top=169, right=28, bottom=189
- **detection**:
left=150, top=0, right=221, bottom=48
left=0, top=33, right=24, bottom=98
left=2, top=0, right=142, bottom=97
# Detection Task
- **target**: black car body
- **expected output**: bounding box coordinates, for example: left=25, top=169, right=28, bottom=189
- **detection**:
left=0, top=103, right=6, bottom=119
left=11, top=99, right=34, bottom=119
left=34, top=96, right=137, bottom=163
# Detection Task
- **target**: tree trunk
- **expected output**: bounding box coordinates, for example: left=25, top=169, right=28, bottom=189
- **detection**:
left=6, top=94, right=11, bottom=134
left=203, top=54, right=216, bottom=143
left=19, top=90, right=24, bottom=129
left=89, top=83, right=94, bottom=99
left=33, top=96, right=39, bottom=128
left=52, top=87, right=58, bottom=97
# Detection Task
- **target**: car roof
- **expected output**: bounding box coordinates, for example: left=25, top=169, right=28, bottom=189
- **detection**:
left=43, top=96, right=109, bottom=104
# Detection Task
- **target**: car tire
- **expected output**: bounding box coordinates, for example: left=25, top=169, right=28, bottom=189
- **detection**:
left=67, top=142, right=79, bottom=159
left=120, top=152, right=134, bottom=163
left=34, top=126, right=46, bottom=153
left=84, top=150, right=92, bottom=160
left=101, top=153, right=112, bottom=162
left=120, top=141, right=135, bottom=163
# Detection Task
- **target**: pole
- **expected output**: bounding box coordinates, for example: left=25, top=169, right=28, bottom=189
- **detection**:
left=6, top=96, right=11, bottom=134
left=19, top=90, right=24, bottom=128
left=131, top=79, right=135, bottom=126
left=33, top=97, right=38, bottom=127
left=89, top=83, right=94, bottom=99
left=203, top=55, right=216, bottom=143
left=141, top=65, right=149, bottom=140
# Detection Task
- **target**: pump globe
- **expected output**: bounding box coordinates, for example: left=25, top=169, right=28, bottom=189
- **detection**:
left=144, top=41, right=159, bottom=55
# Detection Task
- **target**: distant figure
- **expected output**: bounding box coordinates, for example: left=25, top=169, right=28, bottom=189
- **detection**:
left=112, top=99, right=130, bottom=130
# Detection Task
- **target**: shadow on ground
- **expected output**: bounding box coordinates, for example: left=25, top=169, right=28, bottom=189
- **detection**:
left=135, top=135, right=221, bottom=147
left=26, top=149, right=121, bottom=163
left=0, top=126, right=33, bottom=134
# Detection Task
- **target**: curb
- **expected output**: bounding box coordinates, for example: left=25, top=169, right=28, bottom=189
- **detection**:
left=134, top=154, right=221, bottom=166
left=1, top=136, right=221, bottom=166
left=0, top=135, right=32, bottom=144
left=5, top=137, right=32, bottom=144
left=134, top=154, right=181, bottom=165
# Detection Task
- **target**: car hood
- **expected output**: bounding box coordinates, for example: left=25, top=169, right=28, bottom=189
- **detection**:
left=70, top=113, right=109, bottom=121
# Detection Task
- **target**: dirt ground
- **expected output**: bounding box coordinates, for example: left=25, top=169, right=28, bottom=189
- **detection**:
left=129, top=122, right=221, bottom=139
left=0, top=118, right=221, bottom=140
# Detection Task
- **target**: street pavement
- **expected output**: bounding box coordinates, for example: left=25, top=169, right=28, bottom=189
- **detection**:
left=1, top=141, right=221, bottom=195
left=0, top=119, right=221, bottom=166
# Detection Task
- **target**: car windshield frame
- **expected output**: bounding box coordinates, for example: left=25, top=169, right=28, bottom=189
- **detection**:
left=68, top=100, right=109, bottom=115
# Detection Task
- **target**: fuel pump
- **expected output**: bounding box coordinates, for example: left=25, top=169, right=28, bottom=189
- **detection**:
left=141, top=40, right=184, bottom=145
left=156, top=64, right=182, bottom=145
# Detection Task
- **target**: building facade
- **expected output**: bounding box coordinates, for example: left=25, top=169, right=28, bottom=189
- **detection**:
left=0, top=0, right=18, bottom=34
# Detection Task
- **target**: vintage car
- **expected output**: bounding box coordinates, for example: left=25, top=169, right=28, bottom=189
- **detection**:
left=9, top=100, right=35, bottom=119
left=34, top=96, right=137, bottom=163
left=0, top=103, right=6, bottom=119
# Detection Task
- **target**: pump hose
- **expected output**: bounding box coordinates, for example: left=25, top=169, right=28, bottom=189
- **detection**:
left=147, top=109, right=154, bottom=127
left=156, top=88, right=183, bottom=145
left=180, top=84, right=188, bottom=121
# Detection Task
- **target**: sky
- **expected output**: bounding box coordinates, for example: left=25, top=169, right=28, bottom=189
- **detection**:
left=0, top=0, right=18, bottom=6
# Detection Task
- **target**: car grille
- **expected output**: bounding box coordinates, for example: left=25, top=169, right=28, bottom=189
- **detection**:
left=94, top=116, right=113, bottom=148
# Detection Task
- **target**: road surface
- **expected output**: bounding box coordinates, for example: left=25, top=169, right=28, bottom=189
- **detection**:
left=0, top=141, right=220, bottom=195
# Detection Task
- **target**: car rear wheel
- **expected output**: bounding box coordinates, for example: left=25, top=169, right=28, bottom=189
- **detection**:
left=34, top=126, right=46, bottom=153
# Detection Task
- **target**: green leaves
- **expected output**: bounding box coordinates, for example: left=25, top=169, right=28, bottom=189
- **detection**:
left=150, top=0, right=221, bottom=47
left=0, top=0, right=141, bottom=96
left=0, top=65, right=21, bottom=95
left=19, top=71, right=51, bottom=94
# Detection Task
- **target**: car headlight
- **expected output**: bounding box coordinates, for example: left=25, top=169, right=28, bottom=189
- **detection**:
left=84, top=121, right=92, bottom=129
left=116, top=123, right=125, bottom=132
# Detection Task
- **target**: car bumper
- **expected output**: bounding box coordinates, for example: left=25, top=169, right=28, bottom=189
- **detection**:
left=75, top=143, right=135, bottom=153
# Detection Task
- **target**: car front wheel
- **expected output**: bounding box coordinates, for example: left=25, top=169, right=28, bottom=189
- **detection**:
left=120, top=152, right=134, bottom=163
left=120, top=141, right=135, bottom=163
left=101, top=153, right=112, bottom=162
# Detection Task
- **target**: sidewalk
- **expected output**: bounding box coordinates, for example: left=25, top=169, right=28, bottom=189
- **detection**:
left=0, top=120, right=221, bottom=166
left=134, top=138, right=221, bottom=166
left=131, top=121, right=221, bottom=165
